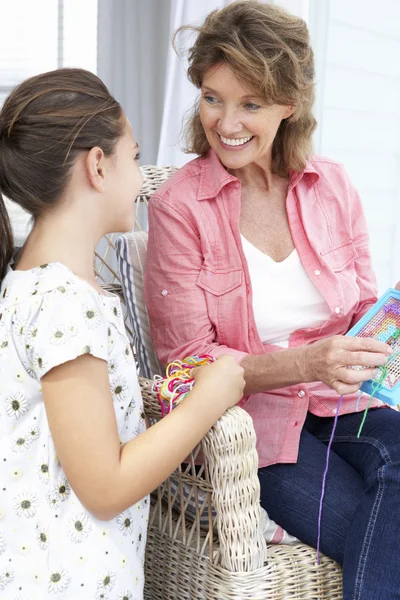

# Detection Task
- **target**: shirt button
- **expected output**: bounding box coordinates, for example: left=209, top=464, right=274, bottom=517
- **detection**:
left=293, top=420, right=298, bottom=427
left=314, top=269, right=321, bottom=276
left=161, top=289, right=168, bottom=297
left=332, top=408, right=337, bottom=415
left=298, top=390, right=305, bottom=398
left=335, top=306, right=341, bottom=314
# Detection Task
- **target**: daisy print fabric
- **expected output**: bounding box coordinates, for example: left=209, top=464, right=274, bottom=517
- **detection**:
left=0, top=263, right=148, bottom=599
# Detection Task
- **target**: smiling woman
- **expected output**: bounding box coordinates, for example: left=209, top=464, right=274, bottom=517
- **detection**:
left=177, top=0, right=316, bottom=176
left=199, top=63, right=294, bottom=169
left=144, top=2, right=400, bottom=599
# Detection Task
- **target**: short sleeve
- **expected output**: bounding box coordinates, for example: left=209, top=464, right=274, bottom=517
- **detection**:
left=21, top=287, right=109, bottom=379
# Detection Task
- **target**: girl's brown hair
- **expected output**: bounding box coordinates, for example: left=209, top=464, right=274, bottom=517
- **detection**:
left=175, top=0, right=316, bottom=176
left=0, top=68, right=124, bottom=279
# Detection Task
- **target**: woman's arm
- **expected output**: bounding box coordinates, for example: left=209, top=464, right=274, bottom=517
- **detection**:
left=42, top=354, right=244, bottom=520
left=241, top=336, right=390, bottom=396
left=145, top=195, right=391, bottom=397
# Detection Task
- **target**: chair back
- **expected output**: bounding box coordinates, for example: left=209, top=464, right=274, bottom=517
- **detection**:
left=116, top=230, right=163, bottom=378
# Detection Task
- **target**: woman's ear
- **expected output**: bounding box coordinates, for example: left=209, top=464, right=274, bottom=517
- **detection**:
left=86, top=147, right=106, bottom=192
left=284, top=104, right=295, bottom=119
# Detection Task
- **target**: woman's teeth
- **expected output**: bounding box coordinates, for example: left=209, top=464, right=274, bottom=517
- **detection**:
left=219, top=134, right=253, bottom=146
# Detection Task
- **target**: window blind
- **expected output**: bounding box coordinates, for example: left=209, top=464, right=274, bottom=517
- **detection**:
left=0, top=0, right=98, bottom=244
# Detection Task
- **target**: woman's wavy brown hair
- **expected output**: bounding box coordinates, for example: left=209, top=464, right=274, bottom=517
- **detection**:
left=175, top=0, right=317, bottom=176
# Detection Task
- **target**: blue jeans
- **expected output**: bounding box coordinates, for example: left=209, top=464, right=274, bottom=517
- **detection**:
left=258, top=407, right=400, bottom=600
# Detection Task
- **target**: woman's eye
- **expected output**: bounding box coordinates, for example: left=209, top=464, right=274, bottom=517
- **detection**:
left=204, top=95, right=218, bottom=105
left=245, top=102, right=261, bottom=111
left=135, top=152, right=141, bottom=161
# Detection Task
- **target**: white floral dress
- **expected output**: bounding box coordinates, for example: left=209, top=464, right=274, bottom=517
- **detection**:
left=0, top=262, right=149, bottom=600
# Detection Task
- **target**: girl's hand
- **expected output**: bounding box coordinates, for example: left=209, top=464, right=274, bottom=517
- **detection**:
left=193, top=355, right=245, bottom=409
left=395, top=282, right=400, bottom=291
left=299, top=335, right=392, bottom=395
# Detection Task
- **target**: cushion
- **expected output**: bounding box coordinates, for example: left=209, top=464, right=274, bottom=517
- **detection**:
left=116, top=231, right=163, bottom=379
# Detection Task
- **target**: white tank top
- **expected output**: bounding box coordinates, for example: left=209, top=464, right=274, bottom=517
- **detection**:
left=241, top=235, right=330, bottom=347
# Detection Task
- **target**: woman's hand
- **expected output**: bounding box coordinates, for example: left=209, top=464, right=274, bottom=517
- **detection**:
left=299, top=335, right=392, bottom=395
left=193, top=355, right=245, bottom=409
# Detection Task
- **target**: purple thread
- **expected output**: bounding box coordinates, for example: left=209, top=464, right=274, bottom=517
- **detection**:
left=316, top=394, right=344, bottom=565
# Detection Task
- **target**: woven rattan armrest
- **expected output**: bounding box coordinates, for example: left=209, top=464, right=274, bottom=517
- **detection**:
left=139, top=377, right=268, bottom=572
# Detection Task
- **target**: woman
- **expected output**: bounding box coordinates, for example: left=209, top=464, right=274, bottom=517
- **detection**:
left=0, top=68, right=244, bottom=599
left=144, top=2, right=400, bottom=598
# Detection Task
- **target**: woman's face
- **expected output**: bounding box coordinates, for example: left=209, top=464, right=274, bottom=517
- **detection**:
left=200, top=63, right=294, bottom=171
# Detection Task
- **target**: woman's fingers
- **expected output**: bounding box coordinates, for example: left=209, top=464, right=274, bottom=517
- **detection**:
left=337, top=366, right=378, bottom=385
left=343, top=351, right=388, bottom=368
left=302, top=335, right=390, bottom=391
left=344, top=336, right=392, bottom=355
left=331, top=381, right=363, bottom=396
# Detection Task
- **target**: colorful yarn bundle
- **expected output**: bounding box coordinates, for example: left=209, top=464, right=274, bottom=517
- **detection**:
left=153, top=355, right=215, bottom=417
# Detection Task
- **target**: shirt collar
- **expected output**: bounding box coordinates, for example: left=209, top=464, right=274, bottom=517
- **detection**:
left=289, top=159, right=320, bottom=191
left=197, top=149, right=320, bottom=201
left=197, top=149, right=237, bottom=201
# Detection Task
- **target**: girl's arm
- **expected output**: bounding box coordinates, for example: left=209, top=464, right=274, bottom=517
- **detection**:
left=42, top=353, right=244, bottom=520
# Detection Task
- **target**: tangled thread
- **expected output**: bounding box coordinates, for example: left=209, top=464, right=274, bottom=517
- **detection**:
left=153, top=355, right=215, bottom=417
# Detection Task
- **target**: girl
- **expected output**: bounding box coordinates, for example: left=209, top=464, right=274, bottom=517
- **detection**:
left=0, top=68, right=245, bottom=599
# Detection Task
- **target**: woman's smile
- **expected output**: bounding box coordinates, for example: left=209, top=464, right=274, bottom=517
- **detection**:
left=216, top=133, right=255, bottom=151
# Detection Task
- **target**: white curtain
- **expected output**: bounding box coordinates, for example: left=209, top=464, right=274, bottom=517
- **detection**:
left=97, top=0, right=172, bottom=166
left=155, top=0, right=233, bottom=167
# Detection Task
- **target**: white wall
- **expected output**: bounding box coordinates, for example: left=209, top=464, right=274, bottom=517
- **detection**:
left=310, top=0, right=400, bottom=292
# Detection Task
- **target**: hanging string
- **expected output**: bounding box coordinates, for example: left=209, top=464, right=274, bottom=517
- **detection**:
left=356, top=366, right=387, bottom=437
left=316, top=394, right=344, bottom=565
left=317, top=347, right=400, bottom=564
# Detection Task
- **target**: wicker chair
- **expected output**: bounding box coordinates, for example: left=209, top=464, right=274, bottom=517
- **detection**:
left=95, top=166, right=343, bottom=600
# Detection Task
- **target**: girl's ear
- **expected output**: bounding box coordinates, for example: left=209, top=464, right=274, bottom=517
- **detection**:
left=86, top=147, right=106, bottom=192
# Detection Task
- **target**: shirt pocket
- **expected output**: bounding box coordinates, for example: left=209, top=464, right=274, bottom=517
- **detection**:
left=320, top=240, right=360, bottom=313
left=196, top=268, right=242, bottom=295
left=319, top=240, right=358, bottom=272
left=196, top=268, right=243, bottom=345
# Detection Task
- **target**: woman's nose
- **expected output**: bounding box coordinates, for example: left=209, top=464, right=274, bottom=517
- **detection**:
left=217, top=110, right=242, bottom=135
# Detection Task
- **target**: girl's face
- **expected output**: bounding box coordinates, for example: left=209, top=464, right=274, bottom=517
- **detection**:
left=199, top=63, right=294, bottom=171
left=103, top=118, right=143, bottom=233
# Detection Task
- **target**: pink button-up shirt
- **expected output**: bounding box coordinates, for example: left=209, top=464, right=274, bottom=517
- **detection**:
left=144, top=149, right=383, bottom=467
